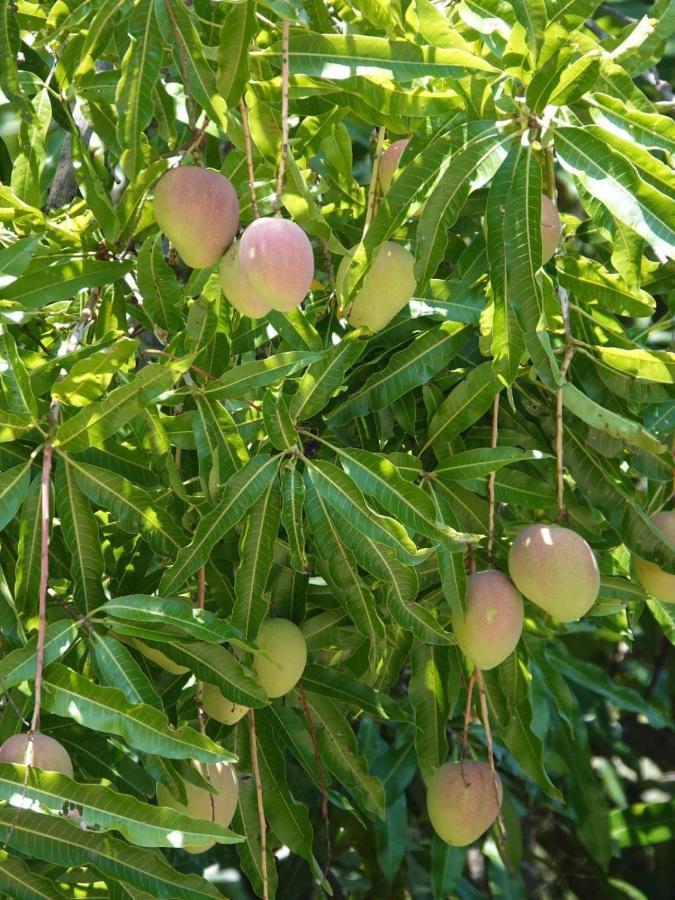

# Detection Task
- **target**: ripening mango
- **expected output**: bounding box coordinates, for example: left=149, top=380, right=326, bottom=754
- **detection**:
left=132, top=639, right=189, bottom=675
left=202, top=683, right=249, bottom=725
left=453, top=570, right=524, bottom=670
left=508, top=523, right=599, bottom=621
left=634, top=510, right=675, bottom=603
left=219, top=242, right=271, bottom=319
left=379, top=138, right=410, bottom=194
left=253, top=618, right=307, bottom=698
left=152, top=167, right=239, bottom=269
left=541, top=194, right=562, bottom=264
left=337, top=241, right=417, bottom=332
left=0, top=732, right=74, bottom=778
left=238, top=217, right=314, bottom=311
left=156, top=761, right=239, bottom=854
left=427, top=760, right=503, bottom=846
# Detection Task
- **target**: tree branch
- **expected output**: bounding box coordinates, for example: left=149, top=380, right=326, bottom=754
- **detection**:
left=487, top=392, right=500, bottom=563
left=556, top=286, right=575, bottom=520
left=274, top=19, right=291, bottom=214
left=240, top=98, right=260, bottom=219
left=248, top=710, right=270, bottom=900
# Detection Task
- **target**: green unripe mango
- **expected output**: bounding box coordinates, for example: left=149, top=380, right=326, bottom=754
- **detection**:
left=253, top=618, right=307, bottom=698
left=219, top=242, right=271, bottom=319
left=202, top=683, right=249, bottom=724
left=0, top=732, right=74, bottom=778
left=156, top=760, right=238, bottom=854
left=427, top=760, right=503, bottom=846
left=508, top=523, right=599, bottom=621
left=453, top=570, right=524, bottom=670
left=338, top=241, right=417, bottom=332
left=152, top=167, right=239, bottom=269
left=634, top=510, right=675, bottom=603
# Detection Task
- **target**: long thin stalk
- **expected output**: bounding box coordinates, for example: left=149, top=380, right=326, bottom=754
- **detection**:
left=248, top=710, right=269, bottom=900
left=274, top=19, right=290, bottom=214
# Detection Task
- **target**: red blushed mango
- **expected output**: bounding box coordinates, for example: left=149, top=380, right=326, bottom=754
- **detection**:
left=238, top=217, right=314, bottom=311
left=541, top=194, right=562, bottom=264
left=0, top=732, right=74, bottom=778
left=427, top=761, right=503, bottom=846
left=152, top=167, right=239, bottom=269
left=453, top=570, right=524, bottom=670
left=508, top=523, right=599, bottom=621
left=378, top=138, right=410, bottom=194
left=634, top=510, right=675, bottom=603
left=220, top=242, right=271, bottom=319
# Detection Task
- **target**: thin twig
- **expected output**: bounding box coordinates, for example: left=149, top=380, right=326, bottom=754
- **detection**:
left=461, top=669, right=476, bottom=768
left=239, top=99, right=260, bottom=219
left=299, top=685, right=331, bottom=873
left=195, top=567, right=207, bottom=735
left=364, top=126, right=386, bottom=232
left=556, top=286, right=575, bottom=519
left=487, top=393, right=500, bottom=563
left=475, top=668, right=510, bottom=860
left=248, top=710, right=270, bottom=900
left=30, top=435, right=55, bottom=735
left=181, top=116, right=210, bottom=160
left=274, top=19, right=291, bottom=214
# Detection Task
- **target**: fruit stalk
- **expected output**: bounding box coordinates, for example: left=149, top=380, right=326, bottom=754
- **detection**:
left=487, top=393, right=500, bottom=562
left=239, top=99, right=259, bottom=219
left=475, top=668, right=509, bottom=854
left=364, top=126, right=386, bottom=232
left=556, top=285, right=575, bottom=518
left=274, top=19, right=291, bottom=214
left=248, top=710, right=270, bottom=900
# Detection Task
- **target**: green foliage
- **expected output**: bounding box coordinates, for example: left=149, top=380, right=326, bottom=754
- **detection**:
left=0, top=1, right=673, bottom=898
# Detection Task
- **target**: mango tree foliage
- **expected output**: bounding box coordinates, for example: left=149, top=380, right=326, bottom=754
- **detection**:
left=0, top=0, right=673, bottom=898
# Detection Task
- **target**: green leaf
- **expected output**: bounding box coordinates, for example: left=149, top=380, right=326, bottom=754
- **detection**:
left=409, top=643, right=450, bottom=780
left=303, top=691, right=386, bottom=819
left=233, top=481, right=282, bottom=639
left=136, top=235, right=184, bottom=335
left=290, top=332, right=366, bottom=421
left=52, top=337, right=138, bottom=407
left=194, top=394, right=249, bottom=501
left=143, top=639, right=268, bottom=707
left=433, top=447, right=547, bottom=480
left=217, top=0, right=257, bottom=106
left=14, top=477, right=42, bottom=616
left=594, top=346, right=675, bottom=384
left=154, top=0, right=228, bottom=129
left=301, top=664, right=409, bottom=721
left=424, top=362, right=502, bottom=451
left=415, top=128, right=513, bottom=288
left=0, top=619, right=78, bottom=691
left=0, top=850, right=62, bottom=900
left=0, top=461, right=32, bottom=531
left=262, top=391, right=297, bottom=451
left=280, top=462, right=308, bottom=572
left=116, top=0, right=162, bottom=179
left=587, top=91, right=675, bottom=156
left=201, top=350, right=324, bottom=400
left=0, top=258, right=134, bottom=308
left=42, top=664, right=234, bottom=761
left=55, top=358, right=191, bottom=452
left=0, top=763, right=242, bottom=849
left=0, top=808, right=223, bottom=899
left=562, top=383, right=665, bottom=454
left=11, top=87, right=51, bottom=208
left=62, top=457, right=185, bottom=555
left=307, top=460, right=418, bottom=561
left=101, top=595, right=247, bottom=646
left=90, top=632, right=162, bottom=710
left=160, top=454, right=280, bottom=595
left=511, top=0, right=546, bottom=59
left=331, top=323, right=467, bottom=423
left=556, top=126, right=675, bottom=261
left=55, top=458, right=106, bottom=612
left=233, top=778, right=279, bottom=900
left=610, top=801, right=675, bottom=848
left=437, top=543, right=467, bottom=618
left=556, top=255, right=655, bottom=317
left=304, top=474, right=386, bottom=657
left=0, top=408, right=34, bottom=443
left=276, top=32, right=498, bottom=82
left=0, top=325, right=37, bottom=419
